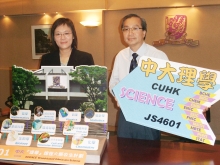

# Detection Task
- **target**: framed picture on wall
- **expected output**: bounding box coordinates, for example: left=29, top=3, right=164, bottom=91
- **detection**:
left=31, top=25, right=52, bottom=59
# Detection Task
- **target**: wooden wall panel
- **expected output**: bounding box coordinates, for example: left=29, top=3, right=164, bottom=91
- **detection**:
left=0, top=0, right=105, bottom=15
left=107, top=0, right=220, bottom=10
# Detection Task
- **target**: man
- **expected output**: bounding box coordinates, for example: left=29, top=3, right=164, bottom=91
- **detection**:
left=109, top=14, right=168, bottom=140
left=109, top=13, right=211, bottom=140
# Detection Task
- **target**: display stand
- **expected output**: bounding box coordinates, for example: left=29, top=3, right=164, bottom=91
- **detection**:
left=0, top=65, right=108, bottom=164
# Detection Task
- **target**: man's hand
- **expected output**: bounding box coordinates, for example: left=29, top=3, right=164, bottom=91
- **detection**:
left=202, top=106, right=210, bottom=118
left=203, top=106, right=210, bottom=112
left=115, top=98, right=120, bottom=107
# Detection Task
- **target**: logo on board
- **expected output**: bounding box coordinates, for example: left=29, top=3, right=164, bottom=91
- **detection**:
left=153, top=15, right=199, bottom=47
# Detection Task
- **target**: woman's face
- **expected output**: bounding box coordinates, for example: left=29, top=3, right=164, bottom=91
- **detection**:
left=54, top=24, right=74, bottom=50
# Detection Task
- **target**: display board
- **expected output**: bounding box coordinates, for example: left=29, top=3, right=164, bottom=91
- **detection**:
left=113, top=57, right=220, bottom=145
left=0, top=65, right=108, bottom=164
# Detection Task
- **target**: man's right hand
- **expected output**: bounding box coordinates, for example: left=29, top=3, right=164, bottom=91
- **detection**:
left=115, top=98, right=120, bottom=107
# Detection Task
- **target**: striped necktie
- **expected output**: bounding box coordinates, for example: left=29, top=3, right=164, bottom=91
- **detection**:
left=129, top=53, right=138, bottom=73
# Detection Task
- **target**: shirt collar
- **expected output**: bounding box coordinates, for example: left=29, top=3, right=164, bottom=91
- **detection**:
left=129, top=42, right=146, bottom=59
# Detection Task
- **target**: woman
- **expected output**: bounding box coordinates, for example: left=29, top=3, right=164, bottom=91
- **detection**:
left=40, top=18, right=94, bottom=68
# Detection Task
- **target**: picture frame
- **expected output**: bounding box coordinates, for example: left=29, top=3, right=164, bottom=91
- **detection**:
left=31, top=25, right=52, bottom=59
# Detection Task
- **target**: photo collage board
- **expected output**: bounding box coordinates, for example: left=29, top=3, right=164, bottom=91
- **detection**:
left=1, top=65, right=108, bottom=154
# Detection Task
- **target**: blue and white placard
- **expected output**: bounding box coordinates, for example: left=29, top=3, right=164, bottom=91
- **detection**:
left=113, top=57, right=220, bottom=145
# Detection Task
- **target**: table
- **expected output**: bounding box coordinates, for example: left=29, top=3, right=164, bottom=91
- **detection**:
left=1, top=135, right=220, bottom=165
left=99, top=136, right=220, bottom=165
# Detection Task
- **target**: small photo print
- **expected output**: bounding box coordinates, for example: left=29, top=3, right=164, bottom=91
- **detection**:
left=10, top=105, right=20, bottom=116
left=72, top=134, right=84, bottom=145
left=59, top=107, right=69, bottom=117
left=34, top=106, right=44, bottom=117
left=7, top=130, right=18, bottom=141
left=63, top=120, right=75, bottom=131
left=38, top=132, right=50, bottom=143
left=32, top=120, right=43, bottom=130
left=2, top=119, right=12, bottom=129
left=84, top=108, right=95, bottom=119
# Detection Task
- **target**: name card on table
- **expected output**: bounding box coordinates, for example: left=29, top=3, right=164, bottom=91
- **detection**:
left=31, top=120, right=56, bottom=135
left=6, top=131, right=32, bottom=146
left=34, top=110, right=56, bottom=121
left=59, top=111, right=82, bottom=122
left=1, top=119, right=25, bottom=134
left=71, top=138, right=99, bottom=150
left=10, top=109, right=31, bottom=120
left=113, top=56, right=220, bottom=145
left=37, top=136, right=64, bottom=148
left=63, top=124, right=89, bottom=136
left=84, top=112, right=108, bottom=123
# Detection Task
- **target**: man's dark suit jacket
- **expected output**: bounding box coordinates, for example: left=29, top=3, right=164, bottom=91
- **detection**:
left=40, top=48, right=94, bottom=68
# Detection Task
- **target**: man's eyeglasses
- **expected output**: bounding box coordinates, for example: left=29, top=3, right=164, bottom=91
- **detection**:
left=55, top=32, right=72, bottom=38
left=122, top=27, right=143, bottom=32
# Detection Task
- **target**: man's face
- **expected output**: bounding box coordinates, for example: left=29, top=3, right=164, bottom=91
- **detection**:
left=122, top=17, right=146, bottom=51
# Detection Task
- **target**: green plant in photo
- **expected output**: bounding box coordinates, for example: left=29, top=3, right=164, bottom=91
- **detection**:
left=12, top=65, right=41, bottom=109
left=70, top=66, right=107, bottom=112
